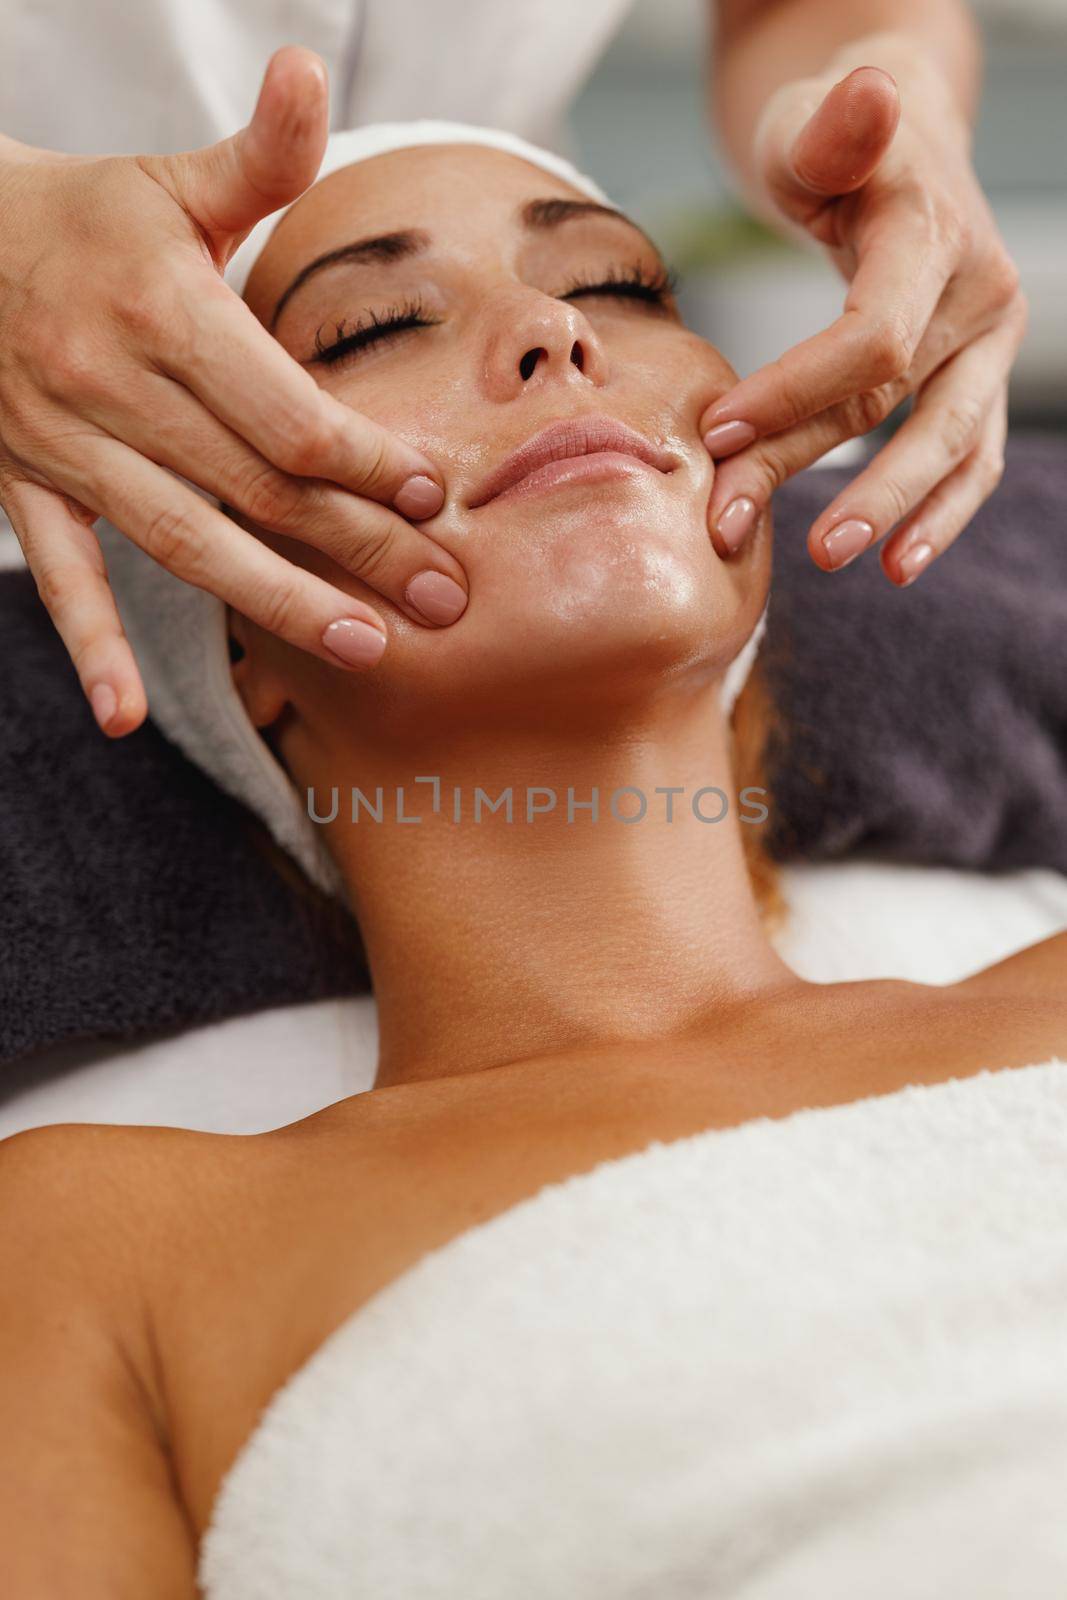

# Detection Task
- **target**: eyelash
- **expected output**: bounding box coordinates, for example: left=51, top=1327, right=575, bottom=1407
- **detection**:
left=309, top=261, right=679, bottom=367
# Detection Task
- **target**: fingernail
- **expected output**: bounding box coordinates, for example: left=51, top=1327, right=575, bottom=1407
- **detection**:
left=716, top=496, right=758, bottom=554
left=89, top=682, right=118, bottom=731
left=703, top=420, right=757, bottom=458
left=322, top=617, right=387, bottom=667
left=394, top=474, right=445, bottom=520
left=897, top=540, right=935, bottom=586
left=404, top=569, right=468, bottom=625
left=821, top=518, right=874, bottom=570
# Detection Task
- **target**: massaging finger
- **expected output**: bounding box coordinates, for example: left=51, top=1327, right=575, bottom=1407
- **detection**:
left=707, top=360, right=924, bottom=559
left=53, top=434, right=397, bottom=671
left=806, top=300, right=1026, bottom=576
left=708, top=303, right=1009, bottom=562
left=146, top=281, right=454, bottom=524
left=705, top=278, right=1007, bottom=558
left=880, top=390, right=1010, bottom=587
left=700, top=194, right=961, bottom=456
left=80, top=370, right=469, bottom=628
left=1, top=476, right=148, bottom=735
left=706, top=375, right=906, bottom=559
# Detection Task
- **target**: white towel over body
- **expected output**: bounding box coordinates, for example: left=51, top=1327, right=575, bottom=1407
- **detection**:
left=200, top=1059, right=1067, bottom=1599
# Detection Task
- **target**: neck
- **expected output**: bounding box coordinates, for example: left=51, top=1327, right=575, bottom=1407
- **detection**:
left=310, top=684, right=791, bottom=1087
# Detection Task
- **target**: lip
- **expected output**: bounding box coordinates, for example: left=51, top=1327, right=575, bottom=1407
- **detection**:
left=467, top=415, right=677, bottom=508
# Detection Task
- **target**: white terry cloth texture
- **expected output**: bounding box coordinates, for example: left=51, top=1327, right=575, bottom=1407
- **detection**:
left=99, top=121, right=767, bottom=901
left=199, top=1056, right=1067, bottom=1599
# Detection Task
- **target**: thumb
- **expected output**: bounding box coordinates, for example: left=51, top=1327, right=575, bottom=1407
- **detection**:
left=149, top=46, right=329, bottom=251
left=764, top=66, right=901, bottom=224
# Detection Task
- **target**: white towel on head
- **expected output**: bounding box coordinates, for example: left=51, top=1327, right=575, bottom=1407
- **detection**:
left=223, top=121, right=610, bottom=299
left=102, top=122, right=766, bottom=896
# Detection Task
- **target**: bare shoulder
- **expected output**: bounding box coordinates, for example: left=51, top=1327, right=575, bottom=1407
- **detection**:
left=0, top=1116, right=296, bottom=1407
left=0, top=1120, right=166, bottom=1281
left=0, top=1118, right=240, bottom=1289
left=955, top=927, right=1067, bottom=999
left=0, top=1122, right=219, bottom=1597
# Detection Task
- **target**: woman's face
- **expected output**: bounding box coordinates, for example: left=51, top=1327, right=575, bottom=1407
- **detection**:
left=238, top=144, right=770, bottom=742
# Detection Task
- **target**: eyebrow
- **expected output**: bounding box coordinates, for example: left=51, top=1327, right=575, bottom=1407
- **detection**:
left=270, top=197, right=651, bottom=328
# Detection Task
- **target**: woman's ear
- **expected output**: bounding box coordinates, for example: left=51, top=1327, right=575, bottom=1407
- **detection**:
left=227, top=608, right=289, bottom=730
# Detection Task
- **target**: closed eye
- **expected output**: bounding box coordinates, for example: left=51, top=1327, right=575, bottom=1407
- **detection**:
left=560, top=261, right=679, bottom=310
left=308, top=298, right=440, bottom=367
left=306, top=261, right=680, bottom=367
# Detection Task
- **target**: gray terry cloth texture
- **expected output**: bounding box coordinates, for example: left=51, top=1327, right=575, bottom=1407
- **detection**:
left=1, top=432, right=1064, bottom=1065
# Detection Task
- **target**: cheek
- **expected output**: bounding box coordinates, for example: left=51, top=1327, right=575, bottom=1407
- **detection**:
left=323, top=357, right=481, bottom=473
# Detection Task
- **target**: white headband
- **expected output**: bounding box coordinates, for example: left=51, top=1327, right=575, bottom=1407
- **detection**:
left=102, top=122, right=765, bottom=898
left=224, top=121, right=610, bottom=298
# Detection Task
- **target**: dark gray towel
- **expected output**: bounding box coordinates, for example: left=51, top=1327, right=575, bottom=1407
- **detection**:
left=763, top=432, right=1067, bottom=868
left=0, top=571, right=369, bottom=1065
left=1, top=431, right=1064, bottom=1066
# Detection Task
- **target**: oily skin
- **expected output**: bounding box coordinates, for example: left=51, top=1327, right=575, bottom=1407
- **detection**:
left=226, top=147, right=1063, bottom=1106
left=231, top=144, right=783, bottom=1088
left=236, top=144, right=770, bottom=740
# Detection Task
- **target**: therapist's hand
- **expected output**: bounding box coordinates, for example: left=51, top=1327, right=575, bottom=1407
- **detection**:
left=0, top=47, right=468, bottom=737
left=703, top=57, right=1027, bottom=587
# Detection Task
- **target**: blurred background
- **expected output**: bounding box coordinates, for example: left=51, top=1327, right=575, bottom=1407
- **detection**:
left=567, top=0, right=1067, bottom=427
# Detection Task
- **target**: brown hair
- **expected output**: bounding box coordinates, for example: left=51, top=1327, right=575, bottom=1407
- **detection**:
left=730, top=661, right=785, bottom=930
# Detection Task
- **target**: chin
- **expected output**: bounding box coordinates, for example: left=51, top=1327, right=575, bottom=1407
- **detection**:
left=430, top=499, right=737, bottom=719
left=316, top=489, right=769, bottom=740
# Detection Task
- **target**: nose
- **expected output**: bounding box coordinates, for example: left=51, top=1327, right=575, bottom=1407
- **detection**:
left=481, top=290, right=608, bottom=402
